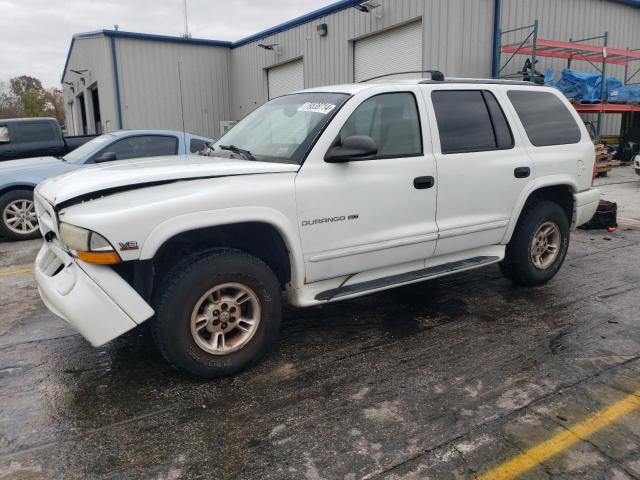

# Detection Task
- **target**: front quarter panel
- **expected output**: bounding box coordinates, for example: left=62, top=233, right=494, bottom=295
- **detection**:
left=57, top=172, right=305, bottom=286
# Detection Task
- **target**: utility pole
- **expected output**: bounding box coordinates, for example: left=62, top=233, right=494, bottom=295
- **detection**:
left=183, top=0, right=191, bottom=38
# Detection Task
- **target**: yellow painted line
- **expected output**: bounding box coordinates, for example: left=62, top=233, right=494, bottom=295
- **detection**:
left=477, top=389, right=640, bottom=480
left=0, top=267, right=34, bottom=277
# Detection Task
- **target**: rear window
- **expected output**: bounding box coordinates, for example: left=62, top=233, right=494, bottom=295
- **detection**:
left=507, top=90, right=581, bottom=146
left=14, top=121, right=56, bottom=143
left=431, top=90, right=513, bottom=154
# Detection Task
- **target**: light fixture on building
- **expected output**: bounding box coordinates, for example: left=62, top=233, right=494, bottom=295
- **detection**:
left=70, top=69, right=88, bottom=75
left=63, top=81, right=74, bottom=93
left=353, top=1, right=380, bottom=13
left=317, top=23, right=328, bottom=37
left=258, top=43, right=278, bottom=50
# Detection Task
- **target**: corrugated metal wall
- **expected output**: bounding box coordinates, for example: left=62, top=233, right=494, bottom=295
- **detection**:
left=62, top=36, right=117, bottom=135
left=500, top=0, right=640, bottom=134
left=115, top=38, right=231, bottom=138
left=229, top=0, right=495, bottom=119
left=61, top=0, right=640, bottom=139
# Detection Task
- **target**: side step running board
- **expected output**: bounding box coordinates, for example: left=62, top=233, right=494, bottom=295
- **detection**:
left=315, top=256, right=500, bottom=301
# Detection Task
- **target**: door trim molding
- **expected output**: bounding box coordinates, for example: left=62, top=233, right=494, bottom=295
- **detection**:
left=308, top=232, right=438, bottom=263
left=438, top=219, right=509, bottom=239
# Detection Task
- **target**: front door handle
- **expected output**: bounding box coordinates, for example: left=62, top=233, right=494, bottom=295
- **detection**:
left=514, top=167, right=530, bottom=178
left=414, top=176, right=435, bottom=189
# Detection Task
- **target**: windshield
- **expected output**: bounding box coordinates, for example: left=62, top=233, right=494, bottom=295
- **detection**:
left=62, top=134, right=116, bottom=164
left=211, top=92, right=349, bottom=164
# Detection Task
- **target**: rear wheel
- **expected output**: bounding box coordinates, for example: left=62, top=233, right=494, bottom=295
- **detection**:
left=0, top=189, right=40, bottom=241
left=500, top=200, right=570, bottom=286
left=151, top=249, right=282, bottom=378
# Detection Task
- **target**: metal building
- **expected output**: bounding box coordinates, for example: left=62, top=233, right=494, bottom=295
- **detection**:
left=61, top=0, right=640, bottom=138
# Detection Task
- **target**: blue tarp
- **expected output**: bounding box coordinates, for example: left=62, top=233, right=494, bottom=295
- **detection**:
left=555, top=68, right=623, bottom=101
left=609, top=84, right=640, bottom=103
left=544, top=68, right=555, bottom=86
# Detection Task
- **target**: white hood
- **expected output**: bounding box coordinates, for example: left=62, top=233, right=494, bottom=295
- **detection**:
left=36, top=154, right=299, bottom=205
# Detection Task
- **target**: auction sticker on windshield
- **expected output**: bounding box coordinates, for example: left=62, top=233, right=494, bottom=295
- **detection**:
left=298, top=102, right=336, bottom=115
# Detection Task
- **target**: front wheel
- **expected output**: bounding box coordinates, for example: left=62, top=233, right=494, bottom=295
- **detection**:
left=0, top=189, right=40, bottom=241
left=500, top=200, right=570, bottom=286
left=151, top=249, right=282, bottom=378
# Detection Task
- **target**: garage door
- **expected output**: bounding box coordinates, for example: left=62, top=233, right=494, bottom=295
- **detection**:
left=268, top=59, right=304, bottom=99
left=354, top=21, right=423, bottom=82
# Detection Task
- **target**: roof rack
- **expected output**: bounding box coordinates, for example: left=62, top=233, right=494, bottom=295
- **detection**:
left=358, top=70, right=445, bottom=83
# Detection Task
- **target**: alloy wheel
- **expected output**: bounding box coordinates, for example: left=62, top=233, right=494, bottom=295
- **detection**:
left=190, top=282, right=261, bottom=355
left=530, top=221, right=561, bottom=269
left=3, top=199, right=38, bottom=235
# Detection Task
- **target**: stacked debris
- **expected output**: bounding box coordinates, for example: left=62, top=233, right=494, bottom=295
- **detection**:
left=594, top=143, right=613, bottom=176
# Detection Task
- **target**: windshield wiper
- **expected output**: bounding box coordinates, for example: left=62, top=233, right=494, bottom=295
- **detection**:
left=219, top=144, right=256, bottom=161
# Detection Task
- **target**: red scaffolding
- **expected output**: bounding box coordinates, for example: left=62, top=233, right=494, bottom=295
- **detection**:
left=498, top=21, right=640, bottom=140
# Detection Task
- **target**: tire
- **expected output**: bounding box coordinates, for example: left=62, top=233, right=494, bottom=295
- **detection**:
left=151, top=249, right=282, bottom=378
left=500, top=200, right=570, bottom=286
left=0, top=189, right=40, bottom=241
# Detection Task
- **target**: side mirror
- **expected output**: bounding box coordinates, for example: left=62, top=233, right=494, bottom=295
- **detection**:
left=94, top=151, right=117, bottom=163
left=324, top=135, right=378, bottom=163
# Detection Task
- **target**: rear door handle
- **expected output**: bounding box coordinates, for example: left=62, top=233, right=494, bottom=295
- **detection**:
left=414, top=176, right=435, bottom=189
left=514, top=167, right=530, bottom=178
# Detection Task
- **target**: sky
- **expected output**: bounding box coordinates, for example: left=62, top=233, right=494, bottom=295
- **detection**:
left=0, top=0, right=338, bottom=89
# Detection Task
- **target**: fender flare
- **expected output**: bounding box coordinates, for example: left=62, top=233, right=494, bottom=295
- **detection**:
left=0, top=182, right=38, bottom=194
left=138, top=206, right=306, bottom=288
left=502, top=175, right=578, bottom=243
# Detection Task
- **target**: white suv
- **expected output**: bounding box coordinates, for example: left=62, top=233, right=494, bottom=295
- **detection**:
left=33, top=75, right=600, bottom=378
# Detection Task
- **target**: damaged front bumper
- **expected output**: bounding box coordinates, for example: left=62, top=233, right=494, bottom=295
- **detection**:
left=34, top=241, right=154, bottom=346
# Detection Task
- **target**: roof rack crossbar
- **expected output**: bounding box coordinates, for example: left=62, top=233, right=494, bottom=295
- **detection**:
left=358, top=70, right=445, bottom=83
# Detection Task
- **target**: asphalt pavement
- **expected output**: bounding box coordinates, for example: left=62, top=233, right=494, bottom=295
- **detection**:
left=1, top=167, right=639, bottom=479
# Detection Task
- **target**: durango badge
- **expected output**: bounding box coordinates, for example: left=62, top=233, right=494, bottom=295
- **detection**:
left=118, top=241, right=139, bottom=251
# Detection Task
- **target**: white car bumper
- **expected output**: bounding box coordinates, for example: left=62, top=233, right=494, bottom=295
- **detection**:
left=573, top=188, right=600, bottom=227
left=34, top=242, right=154, bottom=346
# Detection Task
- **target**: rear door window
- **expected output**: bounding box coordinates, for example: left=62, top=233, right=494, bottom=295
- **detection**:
left=431, top=90, right=513, bottom=154
left=13, top=122, right=56, bottom=143
left=507, top=90, right=581, bottom=146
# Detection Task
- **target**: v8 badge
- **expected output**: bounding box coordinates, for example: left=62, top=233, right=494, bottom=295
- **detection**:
left=118, top=241, right=139, bottom=251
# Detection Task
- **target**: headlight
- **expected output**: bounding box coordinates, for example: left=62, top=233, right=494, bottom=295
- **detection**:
left=58, top=223, right=121, bottom=264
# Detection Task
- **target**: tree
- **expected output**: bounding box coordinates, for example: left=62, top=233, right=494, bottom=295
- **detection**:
left=43, top=89, right=65, bottom=125
left=0, top=81, right=24, bottom=119
left=22, top=89, right=45, bottom=117
left=10, top=75, right=43, bottom=98
left=0, top=76, right=65, bottom=124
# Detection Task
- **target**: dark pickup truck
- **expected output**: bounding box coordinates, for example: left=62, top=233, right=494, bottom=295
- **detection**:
left=0, top=118, right=97, bottom=162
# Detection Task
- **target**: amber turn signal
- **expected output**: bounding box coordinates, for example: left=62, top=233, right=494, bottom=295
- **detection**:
left=77, top=251, right=122, bottom=265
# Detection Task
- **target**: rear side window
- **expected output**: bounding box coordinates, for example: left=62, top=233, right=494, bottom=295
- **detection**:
left=431, top=90, right=513, bottom=154
left=190, top=138, right=209, bottom=154
left=507, top=90, right=581, bottom=146
left=13, top=122, right=56, bottom=143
